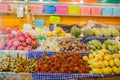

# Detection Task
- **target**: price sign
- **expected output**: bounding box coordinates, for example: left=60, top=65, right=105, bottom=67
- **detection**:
left=49, top=16, right=61, bottom=24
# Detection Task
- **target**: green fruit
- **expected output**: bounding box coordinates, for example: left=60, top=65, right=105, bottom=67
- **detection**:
left=109, top=27, right=120, bottom=37
left=102, top=44, right=106, bottom=49
left=92, top=28, right=98, bottom=35
left=70, top=27, right=81, bottom=38
left=103, top=29, right=111, bottom=37
left=94, top=29, right=103, bottom=37
left=83, top=29, right=93, bottom=37
left=107, top=45, right=114, bottom=52
left=88, top=45, right=96, bottom=50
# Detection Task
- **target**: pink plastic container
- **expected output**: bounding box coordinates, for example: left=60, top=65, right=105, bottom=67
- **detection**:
left=0, top=4, right=10, bottom=12
left=81, top=7, right=91, bottom=15
left=30, top=4, right=43, bottom=14
left=91, top=7, right=102, bottom=15
left=56, top=5, right=68, bottom=14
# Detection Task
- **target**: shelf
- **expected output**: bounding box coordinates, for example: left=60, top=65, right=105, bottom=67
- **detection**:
left=0, top=12, right=16, bottom=14
left=0, top=1, right=26, bottom=4
left=29, top=13, right=120, bottom=17
left=29, top=1, right=120, bottom=7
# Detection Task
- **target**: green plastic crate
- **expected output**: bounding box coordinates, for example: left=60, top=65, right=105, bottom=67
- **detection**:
left=98, top=0, right=120, bottom=3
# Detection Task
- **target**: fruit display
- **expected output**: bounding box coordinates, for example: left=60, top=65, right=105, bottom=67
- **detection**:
left=70, top=27, right=81, bottom=38
left=38, top=53, right=91, bottom=73
left=83, top=27, right=120, bottom=37
left=0, top=31, right=38, bottom=50
left=88, top=39, right=120, bottom=52
left=36, top=37, right=60, bottom=52
left=59, top=40, right=89, bottom=52
left=47, top=27, right=66, bottom=37
left=83, top=50, right=120, bottom=74
left=0, top=53, right=38, bottom=73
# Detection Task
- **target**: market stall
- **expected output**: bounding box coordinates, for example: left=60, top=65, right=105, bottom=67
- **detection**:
left=0, top=0, right=120, bottom=80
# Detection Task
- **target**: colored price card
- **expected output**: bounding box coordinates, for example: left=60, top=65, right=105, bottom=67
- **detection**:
left=49, top=16, right=61, bottom=24
left=34, top=20, right=45, bottom=27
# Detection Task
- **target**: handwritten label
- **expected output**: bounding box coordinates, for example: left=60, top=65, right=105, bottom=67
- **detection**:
left=49, top=16, right=60, bottom=24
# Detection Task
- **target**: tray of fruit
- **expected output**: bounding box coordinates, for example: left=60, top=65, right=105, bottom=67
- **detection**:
left=28, top=50, right=120, bottom=80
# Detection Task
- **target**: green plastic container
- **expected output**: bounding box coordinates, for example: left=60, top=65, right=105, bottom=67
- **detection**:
left=98, top=0, right=120, bottom=3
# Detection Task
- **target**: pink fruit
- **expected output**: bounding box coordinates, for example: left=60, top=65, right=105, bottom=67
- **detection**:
left=19, top=36, right=25, bottom=42
left=22, top=42, right=27, bottom=47
left=7, top=41, right=13, bottom=47
left=17, top=46, right=24, bottom=50
left=17, top=31, right=24, bottom=36
left=0, top=43, right=5, bottom=50
left=9, top=33, right=15, bottom=39
left=25, top=32, right=30, bottom=38
left=24, top=46, right=32, bottom=50
left=31, top=36, right=37, bottom=40
left=13, top=41, right=21, bottom=47
left=26, top=38, right=32, bottom=44
left=31, top=41, right=37, bottom=48
left=10, top=46, right=16, bottom=50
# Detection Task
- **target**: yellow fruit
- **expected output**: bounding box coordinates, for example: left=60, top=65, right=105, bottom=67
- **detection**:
left=102, top=68, right=111, bottom=74
left=89, top=71, right=93, bottom=74
left=112, top=54, right=119, bottom=59
left=97, top=51, right=105, bottom=57
left=47, top=32, right=53, bottom=37
left=112, top=67, right=120, bottom=74
left=95, top=54, right=103, bottom=60
left=53, top=32, right=57, bottom=36
left=83, top=56, right=88, bottom=61
left=101, top=49, right=108, bottom=54
left=118, top=51, right=120, bottom=54
left=104, top=54, right=111, bottom=61
left=60, top=31, right=66, bottom=37
left=89, top=54, right=94, bottom=59
left=91, top=61, right=104, bottom=68
left=92, top=69, right=102, bottom=74
left=109, top=60, right=115, bottom=67
left=107, top=67, right=112, bottom=73
left=103, top=60, right=109, bottom=67
left=56, top=27, right=62, bottom=33
left=88, top=58, right=98, bottom=65
left=114, top=58, right=120, bottom=67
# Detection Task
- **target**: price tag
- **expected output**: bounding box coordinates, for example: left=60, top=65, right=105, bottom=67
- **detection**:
left=34, top=20, right=45, bottom=27
left=49, top=16, right=61, bottom=24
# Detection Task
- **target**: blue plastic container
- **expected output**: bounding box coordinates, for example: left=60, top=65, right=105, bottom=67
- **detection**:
left=44, top=5, right=56, bottom=14
left=102, top=8, right=113, bottom=16
left=113, top=8, right=120, bottom=16
left=81, top=37, right=115, bottom=44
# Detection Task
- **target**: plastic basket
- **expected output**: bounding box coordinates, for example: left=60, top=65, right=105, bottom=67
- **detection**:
left=30, top=4, right=43, bottom=14
left=81, top=7, right=91, bottom=15
left=81, top=37, right=115, bottom=44
left=68, top=5, right=80, bottom=14
left=91, top=7, right=102, bottom=15
left=102, top=8, right=113, bottom=16
left=113, top=8, right=120, bottom=16
left=56, top=5, right=68, bottom=14
left=44, top=5, right=56, bottom=14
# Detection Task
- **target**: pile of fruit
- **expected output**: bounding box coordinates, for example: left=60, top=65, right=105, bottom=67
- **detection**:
left=83, top=27, right=120, bottom=37
left=38, top=53, right=91, bottom=73
left=60, top=40, right=89, bottom=52
left=83, top=50, right=120, bottom=74
left=0, top=53, right=38, bottom=73
left=0, top=31, right=38, bottom=50
left=88, top=40, right=120, bottom=52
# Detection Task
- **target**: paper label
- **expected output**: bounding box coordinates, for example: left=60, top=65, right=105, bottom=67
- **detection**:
left=49, top=16, right=61, bottom=24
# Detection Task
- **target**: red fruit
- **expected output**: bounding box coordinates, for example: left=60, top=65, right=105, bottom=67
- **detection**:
left=31, top=36, right=36, bottom=40
left=24, top=32, right=30, bottom=38
left=21, top=42, right=27, bottom=47
left=17, top=46, right=24, bottom=50
left=19, top=36, right=25, bottom=42
left=26, top=38, right=32, bottom=44
left=17, top=31, right=24, bottom=36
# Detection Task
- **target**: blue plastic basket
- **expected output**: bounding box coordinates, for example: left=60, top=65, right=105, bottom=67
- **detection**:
left=81, top=37, right=115, bottom=44
left=30, top=73, right=117, bottom=80
left=44, top=5, right=56, bottom=14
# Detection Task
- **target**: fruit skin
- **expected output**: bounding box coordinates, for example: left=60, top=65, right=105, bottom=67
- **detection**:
left=112, top=67, right=120, bottom=74
left=92, top=69, right=102, bottom=74
left=109, top=27, right=120, bottom=37
left=103, top=29, right=111, bottom=37
left=83, top=29, right=93, bottom=37
left=109, top=60, right=115, bottom=67
left=102, top=67, right=111, bottom=74
left=94, top=29, right=103, bottom=37
left=70, top=27, right=81, bottom=38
